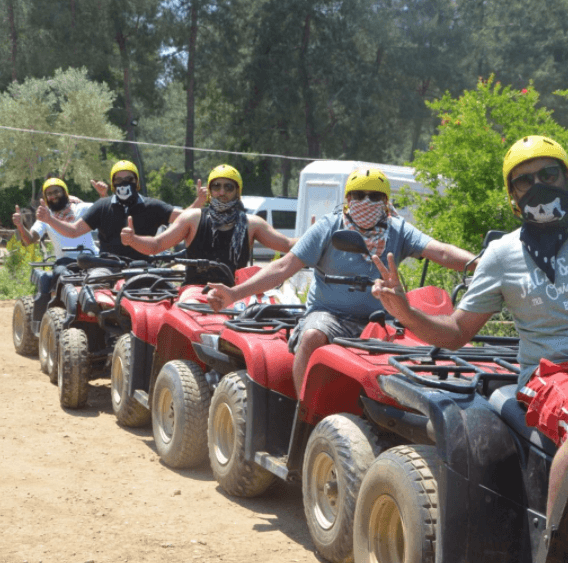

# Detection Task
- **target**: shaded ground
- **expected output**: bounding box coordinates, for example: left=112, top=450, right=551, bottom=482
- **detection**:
left=0, top=299, right=323, bottom=563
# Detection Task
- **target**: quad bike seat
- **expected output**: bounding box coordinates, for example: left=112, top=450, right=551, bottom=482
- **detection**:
left=489, top=384, right=556, bottom=456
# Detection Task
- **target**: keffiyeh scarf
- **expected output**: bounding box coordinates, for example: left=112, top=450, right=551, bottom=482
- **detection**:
left=208, top=198, right=248, bottom=266
left=343, top=200, right=389, bottom=261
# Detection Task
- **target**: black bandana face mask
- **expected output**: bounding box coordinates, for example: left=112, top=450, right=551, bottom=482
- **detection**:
left=518, top=183, right=568, bottom=227
left=518, top=183, right=568, bottom=283
left=114, top=181, right=138, bottom=207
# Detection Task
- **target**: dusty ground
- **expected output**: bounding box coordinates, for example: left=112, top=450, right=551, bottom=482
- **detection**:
left=0, top=299, right=323, bottom=563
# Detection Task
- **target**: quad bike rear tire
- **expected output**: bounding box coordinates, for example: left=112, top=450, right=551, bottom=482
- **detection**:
left=152, top=360, right=211, bottom=468
left=302, top=413, right=383, bottom=563
left=58, top=327, right=90, bottom=409
left=39, top=307, right=66, bottom=383
left=111, top=334, right=151, bottom=427
left=12, top=296, right=39, bottom=356
left=353, top=445, right=439, bottom=563
left=208, top=371, right=275, bottom=497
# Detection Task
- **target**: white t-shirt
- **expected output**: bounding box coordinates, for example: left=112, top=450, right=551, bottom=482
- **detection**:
left=31, top=202, right=98, bottom=259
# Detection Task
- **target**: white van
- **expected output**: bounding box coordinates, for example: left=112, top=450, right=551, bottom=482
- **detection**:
left=294, top=160, right=429, bottom=238
left=241, top=195, right=298, bottom=260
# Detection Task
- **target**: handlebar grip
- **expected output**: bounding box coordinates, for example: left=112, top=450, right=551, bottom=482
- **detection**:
left=324, top=274, right=374, bottom=292
left=324, top=275, right=355, bottom=285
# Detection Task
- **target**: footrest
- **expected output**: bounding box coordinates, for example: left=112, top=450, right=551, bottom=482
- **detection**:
left=254, top=452, right=289, bottom=480
left=133, top=390, right=149, bottom=409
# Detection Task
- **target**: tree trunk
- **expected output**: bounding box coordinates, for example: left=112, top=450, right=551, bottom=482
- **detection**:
left=410, top=116, right=423, bottom=161
left=70, top=0, right=76, bottom=55
left=7, top=0, right=18, bottom=82
left=185, top=1, right=199, bottom=178
left=281, top=158, right=291, bottom=197
left=298, top=12, right=320, bottom=159
left=116, top=29, right=147, bottom=194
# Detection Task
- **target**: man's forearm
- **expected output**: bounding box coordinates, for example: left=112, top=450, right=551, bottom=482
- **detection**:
left=428, top=244, right=477, bottom=272
left=127, top=236, right=160, bottom=256
left=392, top=305, right=465, bottom=349
left=17, top=225, right=36, bottom=246
left=231, top=260, right=291, bottom=302
left=447, top=246, right=477, bottom=272
left=44, top=216, right=83, bottom=238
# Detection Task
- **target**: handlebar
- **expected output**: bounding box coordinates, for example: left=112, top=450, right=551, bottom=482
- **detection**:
left=85, top=267, right=185, bottom=285
left=174, top=258, right=235, bottom=286
left=61, top=245, right=95, bottom=255
left=75, top=249, right=187, bottom=271
left=324, top=274, right=374, bottom=292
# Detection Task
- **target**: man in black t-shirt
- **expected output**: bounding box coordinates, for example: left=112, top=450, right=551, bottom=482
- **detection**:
left=36, top=160, right=182, bottom=261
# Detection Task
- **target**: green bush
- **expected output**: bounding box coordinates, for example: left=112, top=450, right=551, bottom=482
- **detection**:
left=0, top=235, right=42, bottom=299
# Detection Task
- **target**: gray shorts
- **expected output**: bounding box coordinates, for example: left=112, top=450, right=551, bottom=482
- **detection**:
left=288, top=310, right=368, bottom=354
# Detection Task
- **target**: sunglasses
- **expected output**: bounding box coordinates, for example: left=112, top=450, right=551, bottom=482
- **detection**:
left=210, top=181, right=237, bottom=193
left=349, top=190, right=386, bottom=202
left=113, top=176, right=137, bottom=187
left=511, top=165, right=562, bottom=194
left=44, top=188, right=65, bottom=198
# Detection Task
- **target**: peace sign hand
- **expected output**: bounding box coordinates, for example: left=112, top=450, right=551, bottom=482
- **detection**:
left=371, top=252, right=410, bottom=319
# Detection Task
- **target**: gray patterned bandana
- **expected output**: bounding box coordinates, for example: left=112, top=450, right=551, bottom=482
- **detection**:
left=208, top=198, right=248, bottom=266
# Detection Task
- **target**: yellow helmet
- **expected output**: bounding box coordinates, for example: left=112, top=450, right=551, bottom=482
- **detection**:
left=42, top=178, right=68, bottom=195
left=207, top=164, right=243, bottom=195
left=110, top=160, right=140, bottom=192
left=503, top=135, right=568, bottom=216
left=345, top=167, right=391, bottom=200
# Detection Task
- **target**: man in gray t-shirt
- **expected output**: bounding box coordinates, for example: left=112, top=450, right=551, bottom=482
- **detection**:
left=208, top=166, right=477, bottom=397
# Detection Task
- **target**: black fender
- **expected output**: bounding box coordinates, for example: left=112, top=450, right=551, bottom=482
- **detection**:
left=127, top=332, right=155, bottom=398
left=60, top=283, right=79, bottom=328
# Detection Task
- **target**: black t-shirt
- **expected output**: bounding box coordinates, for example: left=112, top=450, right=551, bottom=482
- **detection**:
left=82, top=195, right=174, bottom=260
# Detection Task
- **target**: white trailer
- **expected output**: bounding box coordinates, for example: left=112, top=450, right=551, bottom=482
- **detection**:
left=294, top=160, right=429, bottom=238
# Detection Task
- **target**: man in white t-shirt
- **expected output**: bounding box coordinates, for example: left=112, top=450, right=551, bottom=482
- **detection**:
left=12, top=177, right=105, bottom=331
left=13, top=177, right=101, bottom=259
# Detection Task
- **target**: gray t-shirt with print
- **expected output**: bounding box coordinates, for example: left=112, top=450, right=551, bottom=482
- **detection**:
left=458, top=228, right=568, bottom=388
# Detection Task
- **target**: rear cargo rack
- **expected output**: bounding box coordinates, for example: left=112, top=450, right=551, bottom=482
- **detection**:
left=386, top=353, right=519, bottom=395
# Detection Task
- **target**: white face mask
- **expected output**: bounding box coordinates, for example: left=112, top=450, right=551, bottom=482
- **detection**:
left=347, top=199, right=388, bottom=229
left=115, top=182, right=135, bottom=200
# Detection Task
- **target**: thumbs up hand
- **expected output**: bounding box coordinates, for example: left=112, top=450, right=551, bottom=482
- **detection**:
left=36, top=199, right=51, bottom=223
left=121, top=216, right=135, bottom=246
left=195, top=179, right=208, bottom=207
left=12, top=205, right=22, bottom=227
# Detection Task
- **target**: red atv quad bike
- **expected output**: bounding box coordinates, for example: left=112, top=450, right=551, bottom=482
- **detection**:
left=51, top=252, right=185, bottom=409
left=193, top=229, right=518, bottom=563
left=109, top=258, right=294, bottom=470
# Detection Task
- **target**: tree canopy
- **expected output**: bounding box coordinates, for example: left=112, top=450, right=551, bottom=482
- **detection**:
left=3, top=0, right=568, bottom=205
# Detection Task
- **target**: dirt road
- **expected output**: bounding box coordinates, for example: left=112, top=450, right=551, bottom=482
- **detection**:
left=0, top=299, right=322, bottom=563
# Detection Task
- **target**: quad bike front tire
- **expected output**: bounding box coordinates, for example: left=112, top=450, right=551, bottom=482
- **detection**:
left=208, top=371, right=275, bottom=497
left=152, top=360, right=211, bottom=468
left=302, top=413, right=383, bottom=563
left=353, top=445, right=439, bottom=563
left=12, top=296, right=39, bottom=356
left=58, top=327, right=90, bottom=409
left=111, top=334, right=150, bottom=427
left=38, top=307, right=66, bottom=383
